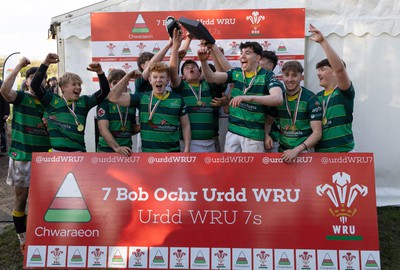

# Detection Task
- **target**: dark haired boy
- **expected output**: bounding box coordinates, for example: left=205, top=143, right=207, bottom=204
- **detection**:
left=198, top=41, right=284, bottom=152
left=169, top=30, right=228, bottom=152
left=310, top=24, right=355, bottom=152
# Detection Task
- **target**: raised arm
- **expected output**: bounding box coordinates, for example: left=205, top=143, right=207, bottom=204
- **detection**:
left=142, top=39, right=173, bottom=81
left=0, top=57, right=30, bottom=102
left=309, top=24, right=351, bottom=90
left=208, top=43, right=231, bottom=72
left=169, top=28, right=184, bottom=88
left=31, top=53, right=59, bottom=99
left=108, top=70, right=141, bottom=107
left=86, top=62, right=110, bottom=103
left=178, top=33, right=193, bottom=63
left=198, top=46, right=228, bottom=84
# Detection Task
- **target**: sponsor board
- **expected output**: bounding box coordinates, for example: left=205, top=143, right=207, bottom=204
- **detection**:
left=25, top=153, right=379, bottom=269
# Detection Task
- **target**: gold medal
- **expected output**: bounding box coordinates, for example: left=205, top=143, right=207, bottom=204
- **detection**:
left=116, top=105, right=129, bottom=132
left=285, top=88, right=302, bottom=134
left=188, top=84, right=203, bottom=106
left=63, top=96, right=84, bottom=133
left=322, top=90, right=333, bottom=127
left=148, top=91, right=165, bottom=128
left=77, top=124, right=84, bottom=132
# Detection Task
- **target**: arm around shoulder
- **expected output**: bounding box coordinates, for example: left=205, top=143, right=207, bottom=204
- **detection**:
left=234, top=86, right=283, bottom=107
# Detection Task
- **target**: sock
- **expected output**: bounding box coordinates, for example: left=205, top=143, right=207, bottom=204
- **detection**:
left=17, top=232, right=26, bottom=245
left=12, top=210, right=27, bottom=234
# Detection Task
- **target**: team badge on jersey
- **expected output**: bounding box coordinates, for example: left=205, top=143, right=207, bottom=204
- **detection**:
left=97, top=108, right=105, bottom=117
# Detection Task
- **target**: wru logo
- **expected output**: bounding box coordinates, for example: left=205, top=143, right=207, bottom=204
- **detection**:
left=316, top=172, right=368, bottom=218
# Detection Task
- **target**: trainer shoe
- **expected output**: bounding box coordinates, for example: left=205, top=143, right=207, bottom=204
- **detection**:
left=20, top=242, right=26, bottom=254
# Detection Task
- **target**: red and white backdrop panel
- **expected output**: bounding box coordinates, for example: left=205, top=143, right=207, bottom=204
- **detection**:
left=25, top=153, right=380, bottom=269
left=89, top=9, right=305, bottom=90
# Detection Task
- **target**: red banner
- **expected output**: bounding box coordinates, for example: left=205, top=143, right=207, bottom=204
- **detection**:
left=25, top=153, right=380, bottom=269
left=91, top=9, right=305, bottom=41
left=89, top=9, right=305, bottom=86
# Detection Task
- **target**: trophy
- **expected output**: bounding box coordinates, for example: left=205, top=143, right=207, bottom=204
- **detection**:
left=177, top=16, right=215, bottom=44
left=166, top=16, right=182, bottom=38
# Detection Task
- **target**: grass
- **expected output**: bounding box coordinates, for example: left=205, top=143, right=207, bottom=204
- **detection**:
left=378, top=206, right=400, bottom=269
left=0, top=224, right=23, bottom=270
left=1, top=206, right=399, bottom=269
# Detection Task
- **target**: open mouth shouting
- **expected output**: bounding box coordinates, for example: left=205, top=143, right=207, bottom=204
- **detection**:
left=154, top=83, right=164, bottom=93
left=240, top=60, right=249, bottom=71
left=72, top=89, right=81, bottom=99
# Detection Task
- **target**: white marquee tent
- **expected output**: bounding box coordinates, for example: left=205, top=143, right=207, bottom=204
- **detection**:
left=50, top=0, right=400, bottom=206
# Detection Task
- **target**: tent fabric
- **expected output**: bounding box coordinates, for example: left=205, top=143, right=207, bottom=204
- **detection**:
left=54, top=0, right=307, bottom=40
left=51, top=0, right=400, bottom=206
left=306, top=0, right=400, bottom=37
left=54, top=0, right=400, bottom=40
left=304, top=33, right=400, bottom=206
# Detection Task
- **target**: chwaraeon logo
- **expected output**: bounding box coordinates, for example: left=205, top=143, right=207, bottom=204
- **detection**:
left=316, top=172, right=368, bottom=240
left=131, top=14, right=149, bottom=34
left=44, top=172, right=91, bottom=223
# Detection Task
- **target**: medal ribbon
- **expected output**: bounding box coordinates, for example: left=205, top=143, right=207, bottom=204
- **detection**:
left=116, top=105, right=129, bottom=129
left=188, top=83, right=202, bottom=103
left=62, top=96, right=81, bottom=127
left=322, top=88, right=335, bottom=121
left=242, top=66, right=259, bottom=94
left=148, top=91, right=166, bottom=121
left=285, top=88, right=303, bottom=128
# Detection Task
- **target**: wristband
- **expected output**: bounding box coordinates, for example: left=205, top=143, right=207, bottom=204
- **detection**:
left=301, top=142, right=308, bottom=152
